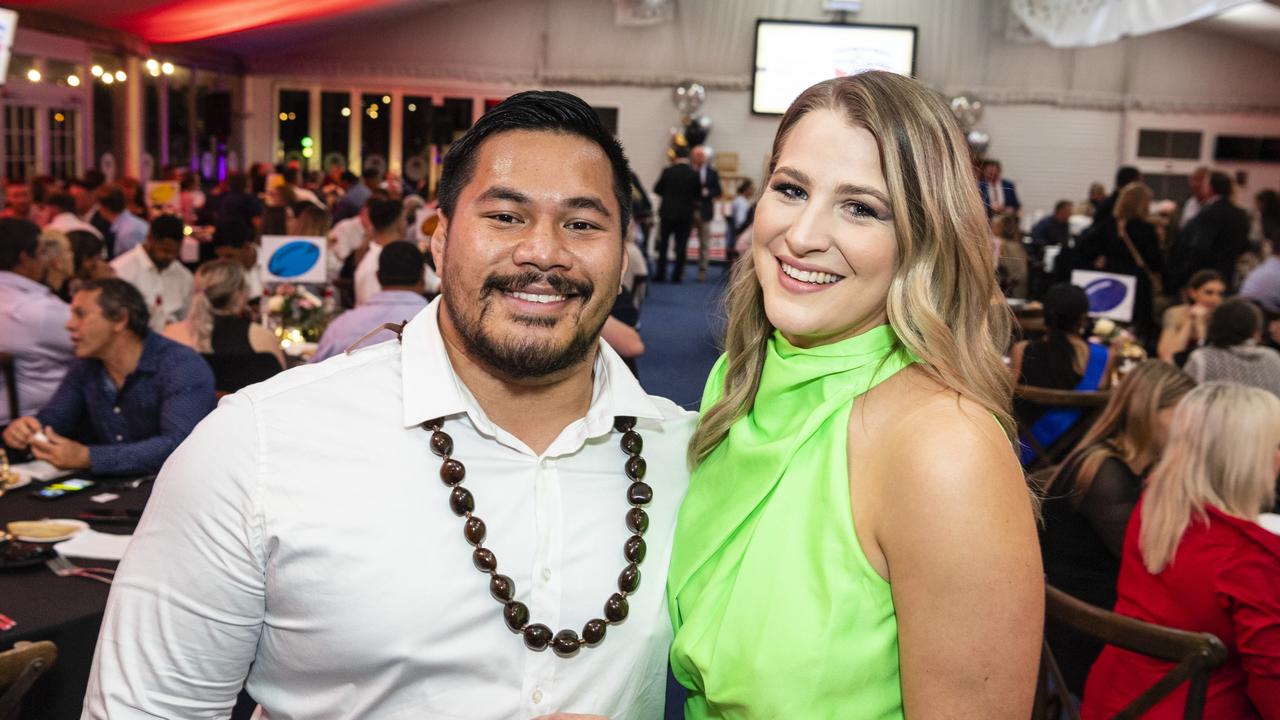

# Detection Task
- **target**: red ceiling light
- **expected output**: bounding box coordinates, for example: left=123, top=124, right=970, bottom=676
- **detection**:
left=121, top=0, right=402, bottom=42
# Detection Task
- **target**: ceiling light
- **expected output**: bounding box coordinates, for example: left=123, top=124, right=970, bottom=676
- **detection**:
left=161, top=62, right=175, bottom=75
left=25, top=68, right=40, bottom=82
left=145, top=59, right=159, bottom=73
left=90, top=65, right=103, bottom=77
left=340, top=107, right=350, bottom=117
left=114, top=70, right=126, bottom=81
left=67, top=75, right=81, bottom=87
left=279, top=112, right=288, bottom=122
left=102, top=74, right=114, bottom=85
left=382, top=95, right=390, bottom=104
left=408, top=103, right=416, bottom=112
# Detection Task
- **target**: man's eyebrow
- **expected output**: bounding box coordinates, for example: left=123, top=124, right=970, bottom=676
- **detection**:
left=476, top=186, right=532, bottom=204
left=564, top=196, right=611, bottom=217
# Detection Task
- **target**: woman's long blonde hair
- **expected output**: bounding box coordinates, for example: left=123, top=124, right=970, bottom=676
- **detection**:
left=688, top=71, right=1012, bottom=467
left=187, top=259, right=248, bottom=353
left=1139, top=382, right=1280, bottom=573
left=1043, top=360, right=1195, bottom=500
left=1113, top=182, right=1153, bottom=223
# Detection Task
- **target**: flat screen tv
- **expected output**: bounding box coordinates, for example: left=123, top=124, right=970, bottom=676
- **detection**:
left=752, top=19, right=917, bottom=115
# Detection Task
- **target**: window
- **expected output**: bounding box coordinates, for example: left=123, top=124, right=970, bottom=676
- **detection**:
left=360, top=93, right=390, bottom=176
left=4, top=105, right=37, bottom=181
left=1142, top=173, right=1192, bottom=204
left=1214, top=135, right=1280, bottom=163
left=277, top=89, right=310, bottom=166
left=48, top=108, right=79, bottom=180
left=1136, top=129, right=1201, bottom=160
left=320, top=91, right=350, bottom=174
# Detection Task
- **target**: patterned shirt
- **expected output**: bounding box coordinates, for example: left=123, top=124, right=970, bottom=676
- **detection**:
left=36, top=332, right=216, bottom=475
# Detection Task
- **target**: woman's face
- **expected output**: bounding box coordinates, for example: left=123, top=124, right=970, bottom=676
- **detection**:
left=1189, top=280, right=1225, bottom=310
left=752, top=109, right=898, bottom=348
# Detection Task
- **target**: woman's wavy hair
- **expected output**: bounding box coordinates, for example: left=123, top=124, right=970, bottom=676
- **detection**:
left=688, top=71, right=1013, bottom=467
left=187, top=259, right=248, bottom=353
left=1042, top=360, right=1195, bottom=500
left=1139, top=382, right=1280, bottom=573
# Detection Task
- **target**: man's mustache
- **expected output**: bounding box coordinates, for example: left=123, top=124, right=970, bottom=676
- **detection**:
left=481, top=271, right=594, bottom=300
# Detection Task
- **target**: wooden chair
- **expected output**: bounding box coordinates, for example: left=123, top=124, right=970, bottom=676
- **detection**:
left=1034, top=585, right=1227, bottom=720
left=0, top=353, right=17, bottom=422
left=0, top=641, right=57, bottom=720
left=1015, top=385, right=1111, bottom=470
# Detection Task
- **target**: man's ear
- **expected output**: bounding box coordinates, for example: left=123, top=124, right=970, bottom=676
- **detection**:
left=430, top=213, right=449, bottom=279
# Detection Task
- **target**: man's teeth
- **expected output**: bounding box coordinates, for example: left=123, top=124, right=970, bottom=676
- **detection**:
left=780, top=262, right=841, bottom=285
left=510, top=291, right=566, bottom=303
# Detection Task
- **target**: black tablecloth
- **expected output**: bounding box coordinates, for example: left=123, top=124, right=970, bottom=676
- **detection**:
left=0, top=475, right=150, bottom=719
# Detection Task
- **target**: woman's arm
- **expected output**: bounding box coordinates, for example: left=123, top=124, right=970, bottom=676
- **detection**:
left=1157, top=306, right=1189, bottom=363
left=1076, top=457, right=1140, bottom=557
left=858, top=388, right=1043, bottom=718
left=1008, top=340, right=1027, bottom=381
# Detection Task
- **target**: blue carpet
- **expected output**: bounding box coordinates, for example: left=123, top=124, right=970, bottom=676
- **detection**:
left=635, top=262, right=729, bottom=410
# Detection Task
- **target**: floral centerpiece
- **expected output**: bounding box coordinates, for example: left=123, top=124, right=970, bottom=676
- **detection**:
left=266, top=283, right=330, bottom=344
left=1089, top=317, right=1147, bottom=378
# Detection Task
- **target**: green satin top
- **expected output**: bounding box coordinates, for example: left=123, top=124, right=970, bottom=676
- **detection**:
left=668, top=326, right=916, bottom=719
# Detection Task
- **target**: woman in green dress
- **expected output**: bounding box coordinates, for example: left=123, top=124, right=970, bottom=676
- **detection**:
left=667, top=72, right=1043, bottom=718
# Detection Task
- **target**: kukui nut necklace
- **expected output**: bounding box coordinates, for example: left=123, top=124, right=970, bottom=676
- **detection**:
left=422, top=415, right=652, bottom=658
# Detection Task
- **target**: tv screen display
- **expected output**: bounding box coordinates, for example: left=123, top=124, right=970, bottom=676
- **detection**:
left=752, top=20, right=917, bottom=115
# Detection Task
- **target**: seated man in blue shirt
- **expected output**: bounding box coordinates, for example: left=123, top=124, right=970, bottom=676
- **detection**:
left=2, top=278, right=216, bottom=476
left=312, top=241, right=428, bottom=362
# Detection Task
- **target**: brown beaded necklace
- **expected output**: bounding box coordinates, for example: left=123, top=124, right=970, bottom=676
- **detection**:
left=422, top=415, right=652, bottom=658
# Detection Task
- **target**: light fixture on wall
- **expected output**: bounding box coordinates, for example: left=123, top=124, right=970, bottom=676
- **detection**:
left=90, top=65, right=103, bottom=77
left=67, top=75, right=81, bottom=87
left=102, top=73, right=114, bottom=85
left=114, top=70, right=127, bottom=82
left=25, top=68, right=41, bottom=82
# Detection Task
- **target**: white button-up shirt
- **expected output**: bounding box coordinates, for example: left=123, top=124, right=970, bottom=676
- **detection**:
left=0, top=271, right=73, bottom=423
left=110, top=245, right=193, bottom=333
left=84, top=299, right=695, bottom=719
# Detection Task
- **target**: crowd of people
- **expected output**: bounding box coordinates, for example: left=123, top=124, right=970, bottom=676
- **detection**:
left=0, top=72, right=1278, bottom=719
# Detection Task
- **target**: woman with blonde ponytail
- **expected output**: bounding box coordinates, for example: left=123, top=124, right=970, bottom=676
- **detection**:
left=163, top=259, right=285, bottom=368
left=1083, top=382, right=1280, bottom=719
left=668, top=72, right=1042, bottom=718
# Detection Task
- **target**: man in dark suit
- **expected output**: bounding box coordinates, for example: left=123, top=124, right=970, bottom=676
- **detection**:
left=690, top=145, right=723, bottom=282
left=652, top=146, right=701, bottom=283
left=978, top=159, right=1020, bottom=218
left=1173, top=171, right=1251, bottom=292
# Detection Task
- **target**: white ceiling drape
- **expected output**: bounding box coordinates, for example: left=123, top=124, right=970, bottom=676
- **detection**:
left=1010, top=0, right=1257, bottom=47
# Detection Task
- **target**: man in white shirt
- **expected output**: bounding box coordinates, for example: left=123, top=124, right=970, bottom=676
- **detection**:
left=84, top=90, right=695, bottom=720
left=44, top=192, right=104, bottom=240
left=1180, top=166, right=1211, bottom=230
left=109, top=215, right=193, bottom=333
left=0, top=218, right=73, bottom=424
left=353, top=196, right=408, bottom=305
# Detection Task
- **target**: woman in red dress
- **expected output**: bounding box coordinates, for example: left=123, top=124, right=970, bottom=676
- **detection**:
left=1082, top=381, right=1280, bottom=719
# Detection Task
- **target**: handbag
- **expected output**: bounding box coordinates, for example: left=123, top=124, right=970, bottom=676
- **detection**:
left=1118, top=222, right=1164, bottom=295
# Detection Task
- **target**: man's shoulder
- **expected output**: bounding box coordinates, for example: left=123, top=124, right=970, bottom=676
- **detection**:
left=636, top=395, right=697, bottom=439
left=238, top=339, right=401, bottom=408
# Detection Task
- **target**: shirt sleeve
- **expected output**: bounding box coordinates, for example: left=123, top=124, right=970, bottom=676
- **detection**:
left=34, top=362, right=88, bottom=434
left=1184, top=349, right=1206, bottom=383
left=87, top=350, right=216, bottom=475
left=1076, top=457, right=1140, bottom=557
left=1215, top=552, right=1280, bottom=717
left=83, top=393, right=266, bottom=719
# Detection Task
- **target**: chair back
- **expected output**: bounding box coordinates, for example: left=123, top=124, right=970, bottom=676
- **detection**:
left=0, top=353, right=17, bottom=422
left=0, top=640, right=57, bottom=720
left=1015, top=384, right=1111, bottom=470
left=1033, top=585, right=1228, bottom=720
left=202, top=353, right=283, bottom=395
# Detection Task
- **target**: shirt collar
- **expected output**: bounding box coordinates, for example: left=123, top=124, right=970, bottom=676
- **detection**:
left=400, top=297, right=661, bottom=442
left=135, top=332, right=166, bottom=374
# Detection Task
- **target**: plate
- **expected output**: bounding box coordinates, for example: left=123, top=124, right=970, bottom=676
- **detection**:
left=8, top=518, right=89, bottom=543
left=1, top=474, right=31, bottom=491
left=0, top=539, right=56, bottom=569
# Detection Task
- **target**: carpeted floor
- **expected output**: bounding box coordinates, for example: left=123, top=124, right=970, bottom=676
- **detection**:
left=634, top=262, right=730, bottom=411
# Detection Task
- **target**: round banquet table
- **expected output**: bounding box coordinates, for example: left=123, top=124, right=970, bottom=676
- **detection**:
left=0, top=474, right=148, bottom=719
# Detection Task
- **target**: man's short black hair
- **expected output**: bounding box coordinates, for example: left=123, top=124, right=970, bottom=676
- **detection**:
left=1054, top=200, right=1074, bottom=214
left=1207, top=298, right=1262, bottom=348
left=368, top=198, right=403, bottom=233
left=47, top=192, right=76, bottom=214
left=282, top=167, right=300, bottom=184
left=377, top=241, right=425, bottom=288
left=80, top=277, right=151, bottom=339
left=340, top=171, right=358, bottom=184
left=1209, top=171, right=1233, bottom=198
left=361, top=167, right=382, bottom=182
left=673, top=145, right=691, bottom=160
left=0, top=218, right=40, bottom=271
left=227, top=172, right=249, bottom=194
left=96, top=184, right=127, bottom=214
left=212, top=219, right=253, bottom=249
left=149, top=215, right=185, bottom=243
left=1115, top=166, right=1141, bottom=189
left=437, top=90, right=632, bottom=240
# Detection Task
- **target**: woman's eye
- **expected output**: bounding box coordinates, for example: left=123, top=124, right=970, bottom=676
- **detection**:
left=846, top=202, right=880, bottom=219
left=771, top=182, right=806, bottom=201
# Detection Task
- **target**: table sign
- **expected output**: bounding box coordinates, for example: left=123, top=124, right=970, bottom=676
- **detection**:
left=262, top=235, right=327, bottom=283
left=145, top=181, right=180, bottom=215
left=1071, top=269, right=1135, bottom=323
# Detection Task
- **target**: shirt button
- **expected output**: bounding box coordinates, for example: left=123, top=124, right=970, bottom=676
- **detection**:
left=541, top=568, right=552, bottom=581
left=531, top=689, right=543, bottom=704
left=113, top=406, right=121, bottom=414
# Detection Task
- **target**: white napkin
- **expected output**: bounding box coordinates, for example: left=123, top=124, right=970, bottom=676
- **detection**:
left=10, top=460, right=62, bottom=482
left=54, top=528, right=133, bottom=560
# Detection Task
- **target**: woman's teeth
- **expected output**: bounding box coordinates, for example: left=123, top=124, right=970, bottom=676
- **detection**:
left=509, top=291, right=566, bottom=303
left=780, top=261, right=841, bottom=285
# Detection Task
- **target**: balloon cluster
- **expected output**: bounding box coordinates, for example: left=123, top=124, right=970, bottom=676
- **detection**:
left=669, top=80, right=712, bottom=157
left=949, top=95, right=990, bottom=158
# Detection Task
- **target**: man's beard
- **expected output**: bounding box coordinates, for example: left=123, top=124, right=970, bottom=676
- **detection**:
left=445, top=269, right=605, bottom=379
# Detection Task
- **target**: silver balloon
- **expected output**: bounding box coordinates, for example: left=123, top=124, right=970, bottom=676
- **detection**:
left=969, top=100, right=984, bottom=125
left=696, top=115, right=713, bottom=130
left=672, top=81, right=706, bottom=115
left=949, top=96, right=972, bottom=128
left=966, top=130, right=991, bottom=157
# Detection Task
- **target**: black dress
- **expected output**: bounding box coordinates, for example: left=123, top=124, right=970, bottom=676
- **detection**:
left=1040, top=453, right=1143, bottom=695
left=210, top=315, right=254, bottom=354
left=203, top=316, right=279, bottom=394
left=1100, top=218, right=1163, bottom=341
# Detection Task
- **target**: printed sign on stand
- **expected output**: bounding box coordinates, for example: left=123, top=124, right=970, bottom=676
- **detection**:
left=145, top=181, right=180, bottom=215
left=1071, top=270, right=1136, bottom=323
left=262, top=235, right=326, bottom=284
